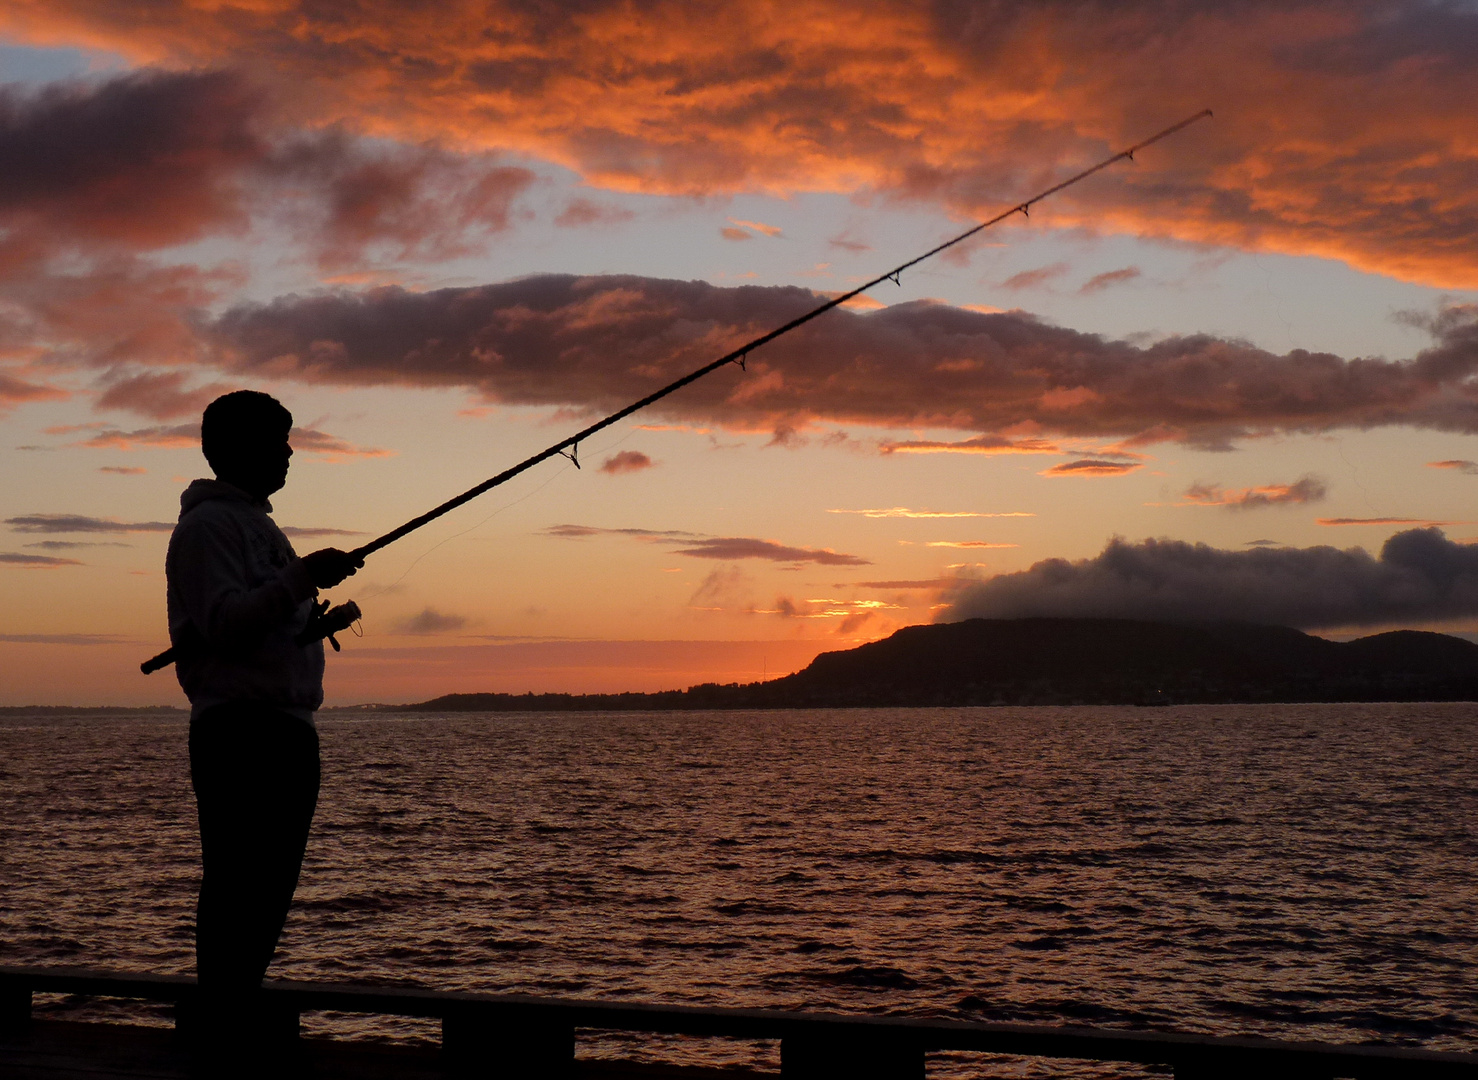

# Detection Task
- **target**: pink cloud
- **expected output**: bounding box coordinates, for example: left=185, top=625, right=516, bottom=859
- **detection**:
left=598, top=449, right=655, bottom=475
left=0, top=369, right=66, bottom=408
left=554, top=198, right=635, bottom=227
left=1181, top=476, right=1327, bottom=509
left=1080, top=267, right=1141, bottom=294
left=95, top=370, right=233, bottom=420
left=1000, top=263, right=1070, bottom=291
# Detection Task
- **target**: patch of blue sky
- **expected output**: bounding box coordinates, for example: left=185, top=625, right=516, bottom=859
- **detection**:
left=0, top=42, right=129, bottom=85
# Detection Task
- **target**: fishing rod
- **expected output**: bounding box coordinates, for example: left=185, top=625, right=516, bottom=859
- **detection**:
left=141, top=108, right=1211, bottom=676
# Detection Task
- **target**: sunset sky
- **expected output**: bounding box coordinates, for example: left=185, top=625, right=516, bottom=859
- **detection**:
left=3, top=1, right=1478, bottom=705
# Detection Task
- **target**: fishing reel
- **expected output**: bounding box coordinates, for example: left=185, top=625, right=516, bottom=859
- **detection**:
left=140, top=598, right=364, bottom=674
left=298, top=599, right=362, bottom=652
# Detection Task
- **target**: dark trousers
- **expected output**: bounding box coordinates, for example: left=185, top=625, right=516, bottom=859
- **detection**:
left=189, top=703, right=319, bottom=1021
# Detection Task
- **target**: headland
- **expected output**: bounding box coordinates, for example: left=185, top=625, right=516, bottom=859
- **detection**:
left=362, top=617, right=1478, bottom=712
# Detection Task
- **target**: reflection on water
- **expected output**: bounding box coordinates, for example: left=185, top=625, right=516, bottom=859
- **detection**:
left=3, top=704, right=1477, bottom=1074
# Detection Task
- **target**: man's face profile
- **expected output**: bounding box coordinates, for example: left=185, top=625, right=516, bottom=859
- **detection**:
left=201, top=391, right=296, bottom=502
left=217, top=430, right=293, bottom=501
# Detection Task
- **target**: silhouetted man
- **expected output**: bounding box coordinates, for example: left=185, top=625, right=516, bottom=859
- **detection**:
left=166, top=390, right=360, bottom=1048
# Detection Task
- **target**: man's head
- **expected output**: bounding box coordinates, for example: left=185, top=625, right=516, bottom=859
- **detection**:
left=201, top=391, right=293, bottom=501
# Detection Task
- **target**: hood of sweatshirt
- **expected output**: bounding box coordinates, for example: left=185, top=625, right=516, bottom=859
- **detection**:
left=179, top=478, right=271, bottom=517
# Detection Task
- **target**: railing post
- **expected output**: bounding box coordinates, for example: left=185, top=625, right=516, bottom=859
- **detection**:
left=0, top=977, right=29, bottom=1036
left=782, top=1034, right=925, bottom=1079
left=443, top=1005, right=575, bottom=1078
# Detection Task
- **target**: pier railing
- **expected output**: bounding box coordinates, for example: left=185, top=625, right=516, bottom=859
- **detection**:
left=3, top=964, right=1476, bottom=1078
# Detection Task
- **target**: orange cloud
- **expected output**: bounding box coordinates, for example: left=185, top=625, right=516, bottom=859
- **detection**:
left=77, top=424, right=199, bottom=450
left=844, top=578, right=956, bottom=589
left=5, top=3, right=1475, bottom=284
left=1041, top=459, right=1142, bottom=477
left=828, top=507, right=1033, bottom=519
left=880, top=435, right=1061, bottom=454
left=922, top=541, right=1018, bottom=549
left=1429, top=459, right=1478, bottom=475
left=672, top=538, right=867, bottom=565
left=728, top=217, right=782, bottom=237
left=286, top=427, right=392, bottom=461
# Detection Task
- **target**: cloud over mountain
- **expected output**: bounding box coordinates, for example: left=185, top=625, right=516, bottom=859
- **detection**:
left=945, top=528, right=1478, bottom=630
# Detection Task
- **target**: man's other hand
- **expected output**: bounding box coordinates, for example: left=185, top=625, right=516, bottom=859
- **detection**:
left=301, top=548, right=364, bottom=589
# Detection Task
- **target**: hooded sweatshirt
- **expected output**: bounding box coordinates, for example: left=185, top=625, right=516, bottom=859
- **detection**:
left=166, top=479, right=324, bottom=724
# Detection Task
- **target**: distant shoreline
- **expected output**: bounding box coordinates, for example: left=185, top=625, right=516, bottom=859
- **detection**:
left=13, top=617, right=1478, bottom=714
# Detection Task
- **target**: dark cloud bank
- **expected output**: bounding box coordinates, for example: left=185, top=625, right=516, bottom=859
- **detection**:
left=945, top=528, right=1478, bottom=630
left=205, top=275, right=1478, bottom=447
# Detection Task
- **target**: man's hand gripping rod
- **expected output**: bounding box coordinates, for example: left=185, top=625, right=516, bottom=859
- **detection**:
left=141, top=110, right=1210, bottom=676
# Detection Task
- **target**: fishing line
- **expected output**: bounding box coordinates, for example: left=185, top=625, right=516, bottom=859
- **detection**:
left=358, top=457, right=577, bottom=602
left=357, top=419, right=647, bottom=601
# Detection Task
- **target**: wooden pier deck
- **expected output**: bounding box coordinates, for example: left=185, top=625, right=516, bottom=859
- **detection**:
left=5, top=965, right=1478, bottom=1079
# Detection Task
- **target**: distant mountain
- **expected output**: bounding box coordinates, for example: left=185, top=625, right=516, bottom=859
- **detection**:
left=756, top=618, right=1478, bottom=706
left=391, top=618, right=1478, bottom=712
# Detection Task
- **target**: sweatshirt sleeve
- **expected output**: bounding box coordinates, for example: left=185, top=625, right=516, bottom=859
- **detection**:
left=168, top=511, right=317, bottom=649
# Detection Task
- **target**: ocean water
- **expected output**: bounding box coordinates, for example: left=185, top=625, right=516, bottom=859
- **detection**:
left=3, top=704, right=1477, bottom=1076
